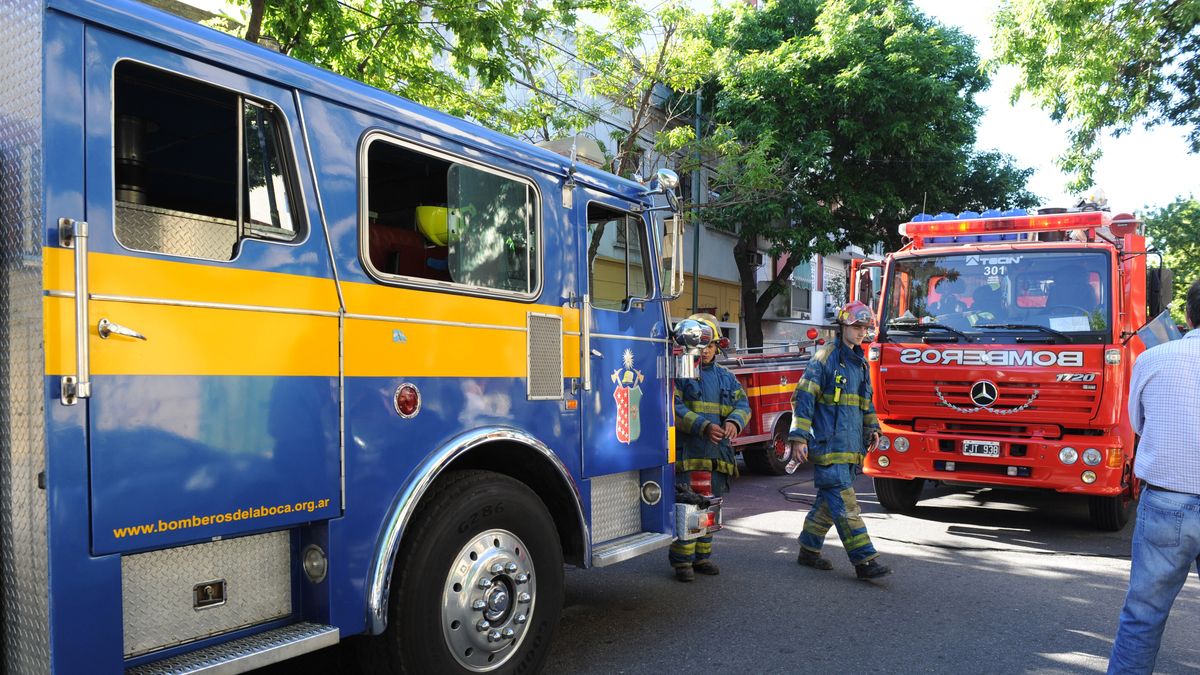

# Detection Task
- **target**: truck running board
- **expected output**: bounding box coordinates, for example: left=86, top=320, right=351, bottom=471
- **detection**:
left=591, top=532, right=674, bottom=567
left=127, top=622, right=339, bottom=675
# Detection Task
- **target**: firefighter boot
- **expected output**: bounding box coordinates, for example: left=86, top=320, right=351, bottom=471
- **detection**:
left=796, top=549, right=833, bottom=571
left=855, top=559, right=892, bottom=580
left=674, top=566, right=695, bottom=582
left=693, top=561, right=720, bottom=575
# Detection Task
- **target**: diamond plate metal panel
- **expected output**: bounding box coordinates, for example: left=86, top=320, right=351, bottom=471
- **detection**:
left=0, top=0, right=49, bottom=672
left=589, top=471, right=641, bottom=544
left=527, top=312, right=563, bottom=400
left=122, top=531, right=292, bottom=658
left=127, top=622, right=338, bottom=675
left=115, top=201, right=238, bottom=261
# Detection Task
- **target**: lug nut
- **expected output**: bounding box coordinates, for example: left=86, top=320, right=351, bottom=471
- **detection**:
left=478, top=578, right=492, bottom=589
left=515, top=573, right=529, bottom=584
left=489, top=563, right=505, bottom=574
left=487, top=629, right=502, bottom=643
left=515, top=614, right=527, bottom=624
left=472, top=599, right=487, bottom=610
left=505, top=562, right=518, bottom=573
left=502, top=628, right=515, bottom=639
left=517, top=592, right=531, bottom=604
left=476, top=620, right=490, bottom=632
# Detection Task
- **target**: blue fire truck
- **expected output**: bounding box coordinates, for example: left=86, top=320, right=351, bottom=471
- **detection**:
left=0, top=2, right=715, bottom=672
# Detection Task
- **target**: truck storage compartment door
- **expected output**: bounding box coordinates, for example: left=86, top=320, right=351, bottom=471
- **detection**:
left=80, top=31, right=341, bottom=555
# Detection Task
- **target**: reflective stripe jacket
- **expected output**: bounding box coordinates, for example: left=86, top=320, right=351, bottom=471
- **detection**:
left=674, top=361, right=751, bottom=479
left=788, top=341, right=879, bottom=466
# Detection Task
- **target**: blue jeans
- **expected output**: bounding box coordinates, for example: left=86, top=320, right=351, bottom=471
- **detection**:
left=1108, top=486, right=1200, bottom=674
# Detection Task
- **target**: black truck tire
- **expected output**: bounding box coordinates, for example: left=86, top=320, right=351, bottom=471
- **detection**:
left=1089, top=484, right=1138, bottom=532
left=744, top=417, right=793, bottom=475
left=874, top=476, right=924, bottom=512
left=364, top=470, right=563, bottom=674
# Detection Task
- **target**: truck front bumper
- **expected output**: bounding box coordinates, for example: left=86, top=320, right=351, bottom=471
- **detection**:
left=862, top=421, right=1130, bottom=496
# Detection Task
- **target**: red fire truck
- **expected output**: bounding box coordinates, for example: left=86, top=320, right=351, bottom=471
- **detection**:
left=718, top=330, right=829, bottom=474
left=854, top=208, right=1172, bottom=530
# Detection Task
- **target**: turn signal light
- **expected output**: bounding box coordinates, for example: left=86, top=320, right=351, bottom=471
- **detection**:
left=1106, top=448, right=1124, bottom=468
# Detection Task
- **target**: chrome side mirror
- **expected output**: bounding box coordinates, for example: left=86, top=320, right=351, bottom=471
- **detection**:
left=644, top=168, right=680, bottom=213
left=672, top=318, right=713, bottom=379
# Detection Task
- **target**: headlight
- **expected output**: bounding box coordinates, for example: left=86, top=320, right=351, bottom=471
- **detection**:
left=1082, top=448, right=1102, bottom=466
left=1059, top=447, right=1078, bottom=465
left=877, top=435, right=891, bottom=451
left=1081, top=470, right=1097, bottom=484
left=894, top=436, right=910, bottom=452
left=878, top=455, right=891, bottom=468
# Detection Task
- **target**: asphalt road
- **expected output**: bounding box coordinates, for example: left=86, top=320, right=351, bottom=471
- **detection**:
left=267, top=467, right=1200, bottom=674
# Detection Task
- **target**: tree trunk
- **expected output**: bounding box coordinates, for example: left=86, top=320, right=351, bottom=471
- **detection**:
left=244, top=0, right=265, bottom=44
left=735, top=234, right=803, bottom=350
left=243, top=0, right=265, bottom=44
left=734, top=237, right=761, bottom=349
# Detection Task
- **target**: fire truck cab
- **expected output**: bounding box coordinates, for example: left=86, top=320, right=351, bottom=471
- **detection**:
left=856, top=208, right=1173, bottom=531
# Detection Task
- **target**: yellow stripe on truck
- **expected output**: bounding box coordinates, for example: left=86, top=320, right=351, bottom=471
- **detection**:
left=746, top=383, right=798, bottom=397
left=45, top=296, right=339, bottom=376
left=43, top=248, right=339, bottom=312
left=43, top=248, right=582, bottom=379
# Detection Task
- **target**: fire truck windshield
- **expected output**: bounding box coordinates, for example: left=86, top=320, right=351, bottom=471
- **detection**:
left=881, top=250, right=1112, bottom=344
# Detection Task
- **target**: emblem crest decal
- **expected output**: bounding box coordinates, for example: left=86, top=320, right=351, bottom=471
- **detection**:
left=612, top=349, right=645, bottom=443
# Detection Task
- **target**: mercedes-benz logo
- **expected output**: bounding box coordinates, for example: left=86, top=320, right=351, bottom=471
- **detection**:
left=970, top=380, right=999, bottom=408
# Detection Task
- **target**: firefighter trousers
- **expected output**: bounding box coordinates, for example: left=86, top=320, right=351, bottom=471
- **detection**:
left=798, top=463, right=878, bottom=565
left=669, top=535, right=713, bottom=568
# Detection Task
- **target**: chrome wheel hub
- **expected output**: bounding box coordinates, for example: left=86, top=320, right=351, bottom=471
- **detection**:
left=442, top=529, right=536, bottom=671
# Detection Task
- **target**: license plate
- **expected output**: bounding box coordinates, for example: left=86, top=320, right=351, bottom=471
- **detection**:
left=962, top=440, right=1000, bottom=458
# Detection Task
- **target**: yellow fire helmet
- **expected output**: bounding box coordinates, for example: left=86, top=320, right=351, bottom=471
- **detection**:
left=685, top=313, right=726, bottom=349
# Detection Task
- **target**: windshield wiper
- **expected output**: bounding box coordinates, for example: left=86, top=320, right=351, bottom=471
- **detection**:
left=975, top=323, right=1074, bottom=343
left=886, top=320, right=972, bottom=342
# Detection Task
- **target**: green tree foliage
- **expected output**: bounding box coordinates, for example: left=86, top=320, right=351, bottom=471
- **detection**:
left=573, top=0, right=714, bottom=176
left=705, top=0, right=1037, bottom=346
left=992, top=0, right=1200, bottom=190
left=1144, top=196, right=1200, bottom=324
left=225, top=0, right=585, bottom=134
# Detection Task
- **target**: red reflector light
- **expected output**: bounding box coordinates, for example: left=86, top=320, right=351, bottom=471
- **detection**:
left=718, top=337, right=730, bottom=349
left=394, top=383, right=421, bottom=418
left=806, top=328, right=819, bottom=340
left=816, top=339, right=826, bottom=345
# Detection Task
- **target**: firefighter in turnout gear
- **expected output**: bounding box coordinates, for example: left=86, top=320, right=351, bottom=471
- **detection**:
left=670, top=314, right=751, bottom=582
left=788, top=301, right=892, bottom=580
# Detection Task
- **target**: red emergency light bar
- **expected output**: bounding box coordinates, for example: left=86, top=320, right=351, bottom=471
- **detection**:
left=899, top=211, right=1107, bottom=238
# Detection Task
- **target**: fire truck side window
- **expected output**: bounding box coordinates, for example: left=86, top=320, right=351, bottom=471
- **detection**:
left=586, top=204, right=651, bottom=310
left=112, top=61, right=304, bottom=261
left=363, top=136, right=540, bottom=294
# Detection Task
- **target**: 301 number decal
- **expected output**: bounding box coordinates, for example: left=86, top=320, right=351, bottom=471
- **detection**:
left=1055, top=373, right=1096, bottom=382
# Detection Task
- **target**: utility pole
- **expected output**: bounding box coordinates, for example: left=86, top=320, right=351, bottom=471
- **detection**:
left=691, top=90, right=702, bottom=314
